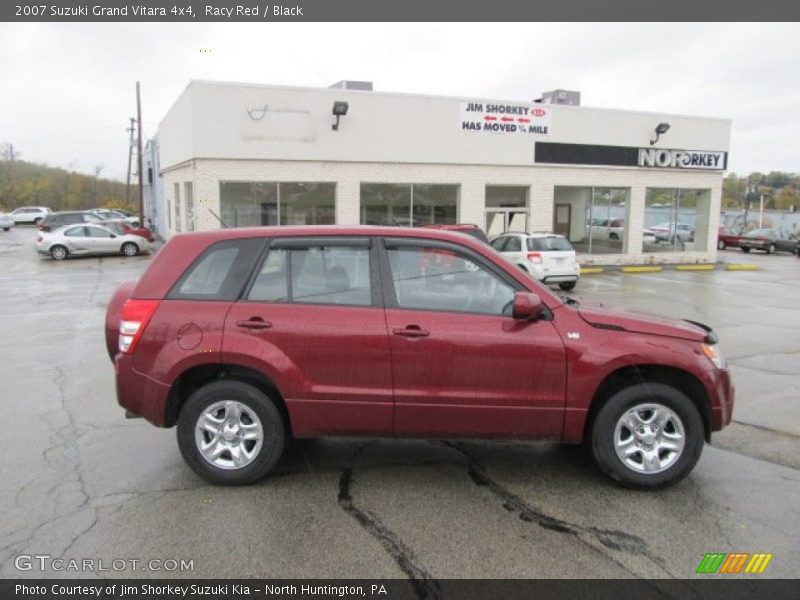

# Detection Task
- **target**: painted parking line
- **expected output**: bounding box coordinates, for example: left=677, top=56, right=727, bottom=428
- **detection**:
left=621, top=266, right=663, bottom=273
left=726, top=264, right=759, bottom=271
left=675, top=264, right=715, bottom=271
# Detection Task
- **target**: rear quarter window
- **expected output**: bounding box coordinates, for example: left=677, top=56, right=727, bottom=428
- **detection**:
left=168, top=238, right=265, bottom=301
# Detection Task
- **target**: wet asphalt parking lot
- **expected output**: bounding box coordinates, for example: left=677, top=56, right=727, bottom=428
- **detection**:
left=1, top=225, right=798, bottom=580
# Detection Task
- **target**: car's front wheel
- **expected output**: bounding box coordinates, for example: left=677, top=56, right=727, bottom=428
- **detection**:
left=177, top=380, right=286, bottom=485
left=121, top=242, right=139, bottom=257
left=559, top=281, right=577, bottom=291
left=741, top=247, right=751, bottom=253
left=50, top=245, right=68, bottom=261
left=590, top=383, right=704, bottom=489
left=717, top=239, right=726, bottom=250
left=767, top=243, right=776, bottom=254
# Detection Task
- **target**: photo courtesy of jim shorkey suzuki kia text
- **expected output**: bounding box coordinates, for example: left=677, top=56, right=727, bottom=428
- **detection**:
left=14, top=584, right=387, bottom=597
left=36, top=5, right=306, bottom=18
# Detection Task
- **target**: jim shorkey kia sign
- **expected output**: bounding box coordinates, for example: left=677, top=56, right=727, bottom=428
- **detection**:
left=460, top=101, right=551, bottom=135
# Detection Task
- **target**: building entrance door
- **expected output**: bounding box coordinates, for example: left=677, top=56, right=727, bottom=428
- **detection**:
left=485, top=209, right=529, bottom=237
left=553, top=203, right=571, bottom=237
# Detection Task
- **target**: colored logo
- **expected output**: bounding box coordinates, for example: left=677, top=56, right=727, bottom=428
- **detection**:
left=696, top=552, right=773, bottom=574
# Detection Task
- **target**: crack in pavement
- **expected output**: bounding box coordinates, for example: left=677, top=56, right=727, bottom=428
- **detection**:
left=442, top=442, right=679, bottom=580
left=337, top=445, right=441, bottom=600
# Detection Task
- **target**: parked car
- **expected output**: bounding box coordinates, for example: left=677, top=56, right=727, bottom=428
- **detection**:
left=716, top=227, right=742, bottom=250
left=490, top=232, right=580, bottom=291
left=590, top=218, right=657, bottom=244
left=10, top=206, right=51, bottom=225
left=651, top=222, right=694, bottom=243
left=39, top=210, right=103, bottom=232
left=738, top=229, right=796, bottom=254
left=419, top=223, right=489, bottom=243
left=88, top=208, right=140, bottom=227
left=96, top=219, right=155, bottom=242
left=36, top=223, right=151, bottom=260
left=106, top=225, right=733, bottom=488
left=0, top=213, right=14, bottom=231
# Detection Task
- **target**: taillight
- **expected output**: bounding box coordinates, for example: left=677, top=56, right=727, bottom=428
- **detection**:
left=119, top=299, right=159, bottom=354
left=527, top=252, right=542, bottom=264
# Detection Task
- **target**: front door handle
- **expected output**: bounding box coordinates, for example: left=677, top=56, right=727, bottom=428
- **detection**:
left=237, top=318, right=272, bottom=330
left=392, top=325, right=430, bottom=338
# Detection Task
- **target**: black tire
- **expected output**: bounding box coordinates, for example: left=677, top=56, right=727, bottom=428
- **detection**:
left=767, top=244, right=776, bottom=255
left=717, top=239, right=725, bottom=250
left=33, top=217, right=42, bottom=225
left=177, top=380, right=286, bottom=485
left=741, top=247, right=751, bottom=253
left=590, top=383, right=704, bottom=489
left=121, top=242, right=139, bottom=257
left=2, top=227, right=9, bottom=232
left=50, top=245, right=68, bottom=261
left=559, top=281, right=577, bottom=291
left=609, top=233, right=619, bottom=241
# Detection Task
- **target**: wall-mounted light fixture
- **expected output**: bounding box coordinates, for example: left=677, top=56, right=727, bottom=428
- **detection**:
left=332, top=101, right=349, bottom=130
left=650, top=122, right=671, bottom=145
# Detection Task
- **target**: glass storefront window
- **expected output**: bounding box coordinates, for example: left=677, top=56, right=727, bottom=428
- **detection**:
left=219, top=182, right=334, bottom=228
left=553, top=186, right=630, bottom=255
left=644, top=188, right=711, bottom=253
left=360, top=184, right=458, bottom=226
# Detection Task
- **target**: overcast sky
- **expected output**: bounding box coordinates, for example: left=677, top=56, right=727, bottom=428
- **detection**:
left=1, top=22, right=798, bottom=180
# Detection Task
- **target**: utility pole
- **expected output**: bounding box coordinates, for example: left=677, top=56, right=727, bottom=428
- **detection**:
left=136, top=82, right=144, bottom=227
left=125, top=117, right=135, bottom=204
left=9, top=144, right=15, bottom=208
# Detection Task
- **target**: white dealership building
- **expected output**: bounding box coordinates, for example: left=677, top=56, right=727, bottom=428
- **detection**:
left=154, top=79, right=731, bottom=264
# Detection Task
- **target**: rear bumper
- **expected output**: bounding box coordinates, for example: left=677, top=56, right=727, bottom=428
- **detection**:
left=115, top=354, right=171, bottom=426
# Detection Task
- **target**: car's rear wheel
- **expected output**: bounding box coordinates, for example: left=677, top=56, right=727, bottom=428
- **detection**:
left=767, top=243, right=776, bottom=254
left=177, top=380, right=286, bottom=485
left=121, top=242, right=139, bottom=257
left=33, top=217, right=42, bottom=225
left=717, top=239, right=726, bottom=250
left=50, top=245, right=68, bottom=261
left=2, top=227, right=9, bottom=232
left=741, top=247, right=751, bottom=253
left=590, top=383, right=704, bottom=489
left=559, top=281, right=577, bottom=291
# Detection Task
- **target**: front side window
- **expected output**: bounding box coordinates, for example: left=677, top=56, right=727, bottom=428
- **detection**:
left=387, top=245, right=515, bottom=315
left=248, top=245, right=372, bottom=307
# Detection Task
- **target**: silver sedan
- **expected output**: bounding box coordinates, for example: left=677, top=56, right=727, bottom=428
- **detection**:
left=36, top=223, right=151, bottom=260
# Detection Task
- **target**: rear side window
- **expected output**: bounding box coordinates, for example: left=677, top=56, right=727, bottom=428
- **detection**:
left=248, top=245, right=372, bottom=307
left=490, top=237, right=508, bottom=252
left=527, top=237, right=573, bottom=251
left=168, top=238, right=265, bottom=301
left=505, top=237, right=522, bottom=252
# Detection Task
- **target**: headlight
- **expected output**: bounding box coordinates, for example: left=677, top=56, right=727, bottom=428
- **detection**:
left=702, top=344, right=727, bottom=370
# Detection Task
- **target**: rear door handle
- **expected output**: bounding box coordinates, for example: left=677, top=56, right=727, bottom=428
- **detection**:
left=392, top=326, right=430, bottom=338
left=237, top=318, right=272, bottom=330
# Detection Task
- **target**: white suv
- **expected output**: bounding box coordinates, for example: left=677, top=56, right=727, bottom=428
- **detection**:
left=490, top=232, right=580, bottom=291
left=10, top=206, right=51, bottom=225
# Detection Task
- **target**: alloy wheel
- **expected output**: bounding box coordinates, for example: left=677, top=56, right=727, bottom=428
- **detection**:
left=194, top=400, right=264, bottom=470
left=613, top=403, right=685, bottom=474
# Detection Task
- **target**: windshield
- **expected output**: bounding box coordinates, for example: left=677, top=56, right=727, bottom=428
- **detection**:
left=527, top=237, right=573, bottom=251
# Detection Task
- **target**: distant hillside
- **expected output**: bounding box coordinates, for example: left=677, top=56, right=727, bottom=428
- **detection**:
left=0, top=155, right=139, bottom=213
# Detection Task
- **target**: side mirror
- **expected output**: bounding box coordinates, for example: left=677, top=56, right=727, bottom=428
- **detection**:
left=512, top=291, right=544, bottom=321
left=110, top=234, right=117, bottom=238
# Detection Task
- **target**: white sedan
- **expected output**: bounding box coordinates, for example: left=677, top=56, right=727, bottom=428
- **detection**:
left=36, top=223, right=151, bottom=260
left=0, top=213, right=14, bottom=231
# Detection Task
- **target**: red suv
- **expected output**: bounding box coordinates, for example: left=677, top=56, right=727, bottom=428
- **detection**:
left=107, top=226, right=733, bottom=488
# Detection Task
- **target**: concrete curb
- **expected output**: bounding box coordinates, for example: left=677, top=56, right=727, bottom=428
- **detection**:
left=580, top=263, right=760, bottom=275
